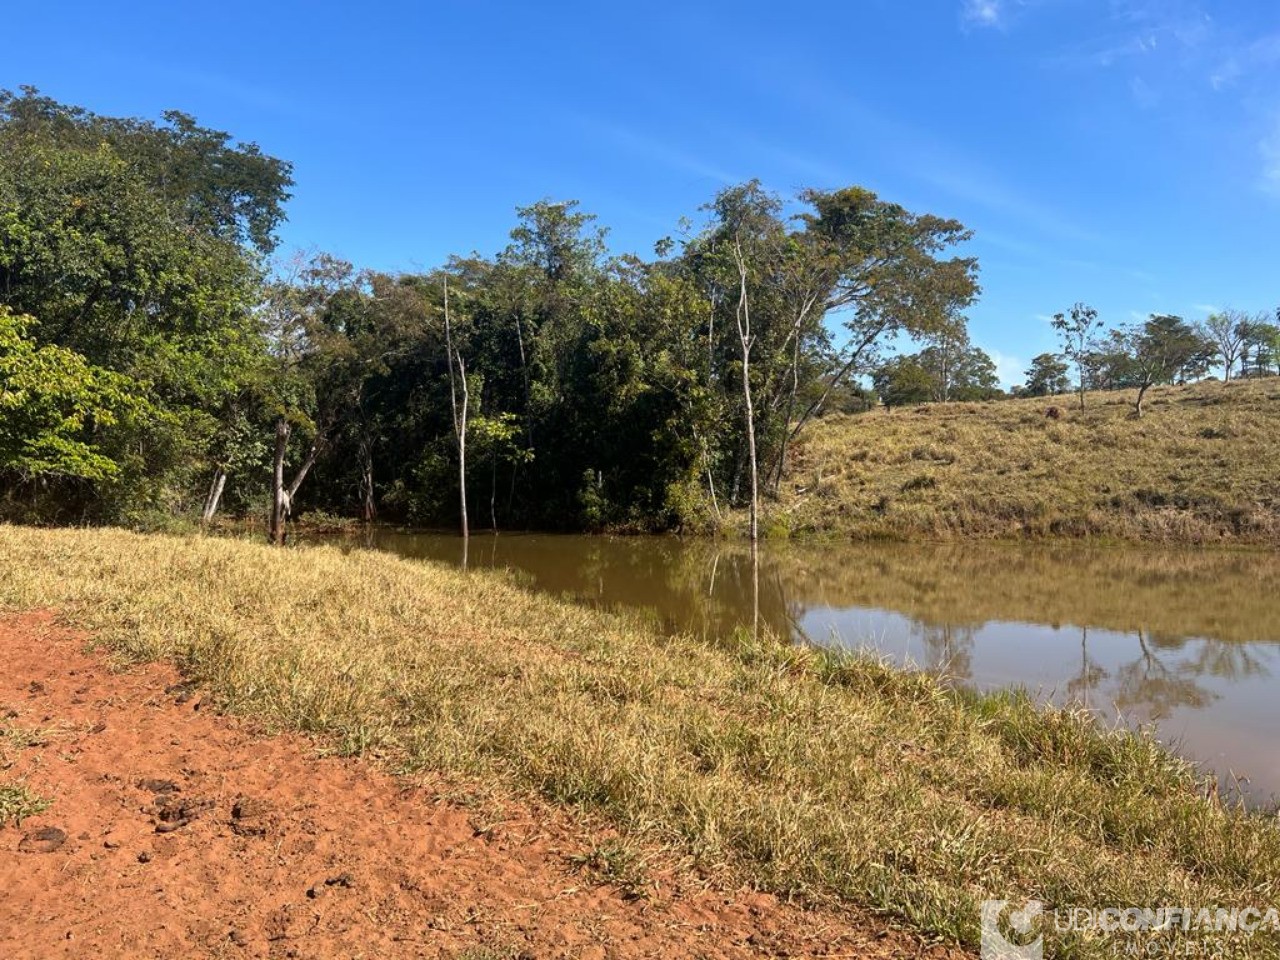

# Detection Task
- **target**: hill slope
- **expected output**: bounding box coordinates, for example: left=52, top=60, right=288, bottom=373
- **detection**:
left=774, top=378, right=1280, bottom=544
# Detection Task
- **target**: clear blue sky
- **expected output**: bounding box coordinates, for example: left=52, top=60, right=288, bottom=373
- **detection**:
left=7, top=0, right=1279, bottom=385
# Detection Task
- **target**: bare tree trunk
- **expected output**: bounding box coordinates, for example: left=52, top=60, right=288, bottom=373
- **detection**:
left=1133, top=382, right=1150, bottom=419
left=269, top=417, right=324, bottom=546
left=733, top=239, right=759, bottom=544
left=359, top=438, right=376, bottom=523
left=444, top=277, right=469, bottom=539
left=269, top=417, right=290, bottom=545
left=490, top=450, right=498, bottom=532
left=286, top=439, right=322, bottom=504
left=201, top=468, right=227, bottom=526
left=750, top=542, right=760, bottom=641
left=457, top=356, right=469, bottom=539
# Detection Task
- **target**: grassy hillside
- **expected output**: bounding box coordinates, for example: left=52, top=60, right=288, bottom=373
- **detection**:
left=3, top=525, right=1280, bottom=958
left=770, top=377, right=1280, bottom=544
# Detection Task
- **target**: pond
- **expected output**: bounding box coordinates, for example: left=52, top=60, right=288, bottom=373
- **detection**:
left=321, top=529, right=1280, bottom=804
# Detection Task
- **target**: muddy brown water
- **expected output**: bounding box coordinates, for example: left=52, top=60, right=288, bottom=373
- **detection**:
left=317, top=530, right=1280, bottom=804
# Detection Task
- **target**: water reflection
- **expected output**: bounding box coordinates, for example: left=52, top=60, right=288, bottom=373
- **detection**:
left=321, top=530, right=1280, bottom=801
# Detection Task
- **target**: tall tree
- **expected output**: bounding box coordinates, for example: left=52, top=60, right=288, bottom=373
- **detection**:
left=1051, top=303, right=1102, bottom=410
left=1197, top=311, right=1252, bottom=382
left=443, top=276, right=470, bottom=539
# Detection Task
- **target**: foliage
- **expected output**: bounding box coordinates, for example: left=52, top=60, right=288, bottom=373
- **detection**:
left=3, top=88, right=1273, bottom=539
left=1052, top=302, right=1103, bottom=408
left=1023, top=352, right=1071, bottom=396
left=0, top=307, right=143, bottom=482
left=0, top=88, right=284, bottom=522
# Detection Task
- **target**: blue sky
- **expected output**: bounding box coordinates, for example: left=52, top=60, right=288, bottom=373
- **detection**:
left=6, top=0, right=1279, bottom=385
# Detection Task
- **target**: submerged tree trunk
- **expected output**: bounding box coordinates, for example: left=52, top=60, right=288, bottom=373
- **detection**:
left=733, top=239, right=759, bottom=544
left=444, top=277, right=469, bottom=539
left=201, top=468, right=227, bottom=525
left=269, top=417, right=324, bottom=546
left=269, top=417, right=290, bottom=545
left=359, top=438, right=376, bottom=523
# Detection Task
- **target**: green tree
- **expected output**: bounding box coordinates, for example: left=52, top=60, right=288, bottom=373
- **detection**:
left=1023, top=353, right=1071, bottom=396
left=872, top=356, right=936, bottom=408
left=0, top=89, right=288, bottom=522
left=1196, top=310, right=1251, bottom=381
left=1114, top=315, right=1209, bottom=418
left=1051, top=303, right=1102, bottom=410
left=0, top=307, right=144, bottom=484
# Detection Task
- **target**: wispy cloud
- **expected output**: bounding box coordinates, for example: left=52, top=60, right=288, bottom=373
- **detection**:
left=1260, top=116, right=1280, bottom=197
left=583, top=121, right=739, bottom=188
left=1032, top=2, right=1280, bottom=199
left=962, top=0, right=1004, bottom=29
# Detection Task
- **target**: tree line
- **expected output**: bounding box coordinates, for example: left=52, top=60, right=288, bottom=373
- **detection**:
left=1, top=89, right=1271, bottom=540
left=1014, top=303, right=1280, bottom=417
left=0, top=89, right=981, bottom=539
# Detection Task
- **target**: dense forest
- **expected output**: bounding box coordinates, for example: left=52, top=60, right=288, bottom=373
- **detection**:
left=1, top=89, right=1276, bottom=538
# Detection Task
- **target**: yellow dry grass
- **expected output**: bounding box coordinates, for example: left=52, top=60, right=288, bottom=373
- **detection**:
left=773, top=378, right=1280, bottom=543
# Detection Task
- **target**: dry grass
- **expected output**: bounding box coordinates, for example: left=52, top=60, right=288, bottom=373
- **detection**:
left=3, top=524, right=1280, bottom=957
left=773, top=378, right=1280, bottom=543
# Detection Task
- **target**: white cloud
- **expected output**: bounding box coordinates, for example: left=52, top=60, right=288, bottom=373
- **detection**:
left=962, top=0, right=1003, bottom=29
left=986, top=348, right=1026, bottom=389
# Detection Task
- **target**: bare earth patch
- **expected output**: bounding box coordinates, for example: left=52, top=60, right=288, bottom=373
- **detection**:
left=0, top=612, right=960, bottom=960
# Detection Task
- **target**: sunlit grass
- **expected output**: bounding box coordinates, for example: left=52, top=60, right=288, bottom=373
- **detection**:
left=773, top=377, right=1280, bottom=543
left=2, top=524, right=1279, bottom=957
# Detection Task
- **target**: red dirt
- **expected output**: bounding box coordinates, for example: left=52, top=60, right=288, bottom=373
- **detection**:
left=0, top=612, right=970, bottom=959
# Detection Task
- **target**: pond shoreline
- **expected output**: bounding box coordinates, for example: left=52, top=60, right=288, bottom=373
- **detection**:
left=3, top=524, right=1280, bottom=958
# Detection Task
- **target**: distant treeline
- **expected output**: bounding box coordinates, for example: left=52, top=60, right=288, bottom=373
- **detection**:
left=0, top=88, right=1273, bottom=536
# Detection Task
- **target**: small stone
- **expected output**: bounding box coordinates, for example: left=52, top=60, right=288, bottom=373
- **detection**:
left=18, top=826, right=66, bottom=853
left=138, top=778, right=180, bottom=795
left=137, top=851, right=151, bottom=863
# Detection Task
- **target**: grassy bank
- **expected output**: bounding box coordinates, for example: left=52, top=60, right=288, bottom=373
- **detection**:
left=3, top=525, right=1280, bottom=957
left=773, top=377, right=1280, bottom=543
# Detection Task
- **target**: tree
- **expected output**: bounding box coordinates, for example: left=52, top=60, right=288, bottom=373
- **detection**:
left=259, top=253, right=377, bottom=544
left=1051, top=303, right=1102, bottom=410
left=1023, top=353, right=1070, bottom=397
left=1197, top=311, right=1252, bottom=381
left=916, top=328, right=1001, bottom=401
left=1114, top=315, right=1208, bottom=418
left=443, top=276, right=470, bottom=539
left=0, top=88, right=288, bottom=522
left=872, top=356, right=935, bottom=408
left=1241, top=319, right=1280, bottom=378
left=0, top=307, right=144, bottom=483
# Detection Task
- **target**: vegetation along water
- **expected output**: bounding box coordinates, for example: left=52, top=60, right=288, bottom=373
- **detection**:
left=3, top=87, right=1280, bottom=958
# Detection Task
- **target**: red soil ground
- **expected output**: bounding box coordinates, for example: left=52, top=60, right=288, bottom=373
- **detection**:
left=0, top=612, right=969, bottom=959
